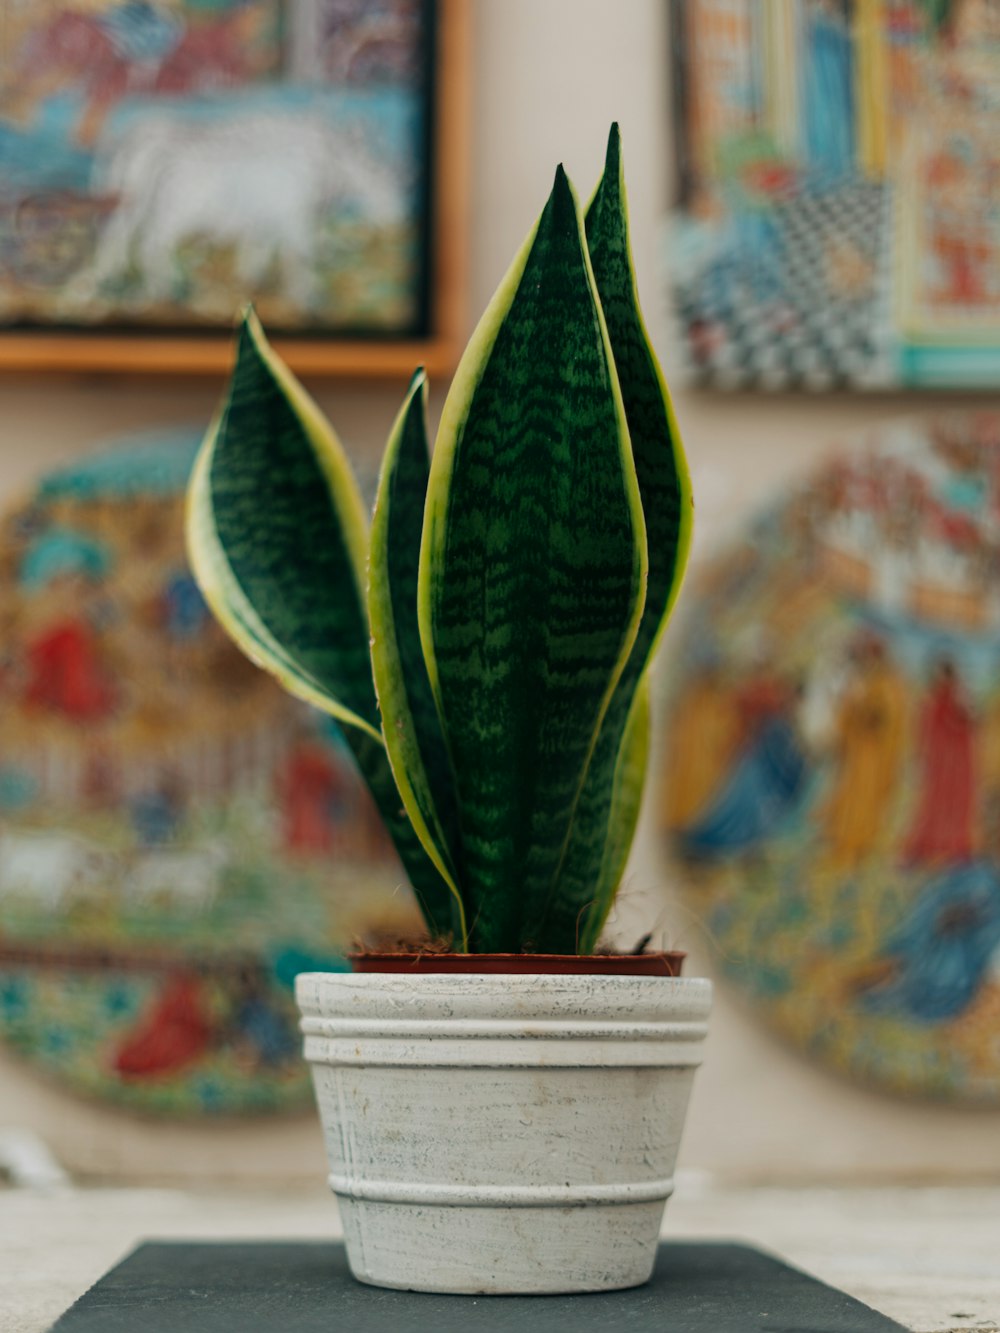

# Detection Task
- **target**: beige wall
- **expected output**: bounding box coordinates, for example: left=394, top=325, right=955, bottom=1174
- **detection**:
left=1, top=0, right=998, bottom=1184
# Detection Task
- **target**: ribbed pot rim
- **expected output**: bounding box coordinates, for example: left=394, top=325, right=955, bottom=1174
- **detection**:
left=296, top=970, right=712, bottom=1026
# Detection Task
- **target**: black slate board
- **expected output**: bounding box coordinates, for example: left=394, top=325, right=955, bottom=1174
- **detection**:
left=49, top=1240, right=908, bottom=1333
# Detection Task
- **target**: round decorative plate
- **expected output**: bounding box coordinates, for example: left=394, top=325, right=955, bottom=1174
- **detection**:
left=660, top=414, right=1000, bottom=1103
left=0, top=429, right=421, bottom=1116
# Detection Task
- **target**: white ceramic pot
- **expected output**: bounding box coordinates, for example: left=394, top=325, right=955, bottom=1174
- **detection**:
left=296, top=970, right=711, bottom=1295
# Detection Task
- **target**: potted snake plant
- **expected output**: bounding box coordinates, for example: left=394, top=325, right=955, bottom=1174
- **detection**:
left=186, top=125, right=711, bottom=1295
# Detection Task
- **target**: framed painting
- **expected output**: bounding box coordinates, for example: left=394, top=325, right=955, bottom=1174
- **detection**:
left=0, top=0, right=470, bottom=377
left=668, top=1, right=1000, bottom=391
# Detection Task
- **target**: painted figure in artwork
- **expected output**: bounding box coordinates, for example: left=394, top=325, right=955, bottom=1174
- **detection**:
left=660, top=660, right=739, bottom=830
left=821, top=634, right=908, bottom=868
left=276, top=733, right=347, bottom=858
left=903, top=658, right=978, bottom=866
left=858, top=857, right=1000, bottom=1022
left=161, top=571, right=209, bottom=641
left=113, top=970, right=214, bottom=1078
left=925, top=144, right=992, bottom=310
left=129, top=770, right=187, bottom=846
left=677, top=664, right=808, bottom=857
left=23, top=618, right=117, bottom=722
left=227, top=964, right=296, bottom=1070
left=803, top=0, right=855, bottom=176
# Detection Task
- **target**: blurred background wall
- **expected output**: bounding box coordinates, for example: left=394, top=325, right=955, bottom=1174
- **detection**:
left=1, top=0, right=998, bottom=1184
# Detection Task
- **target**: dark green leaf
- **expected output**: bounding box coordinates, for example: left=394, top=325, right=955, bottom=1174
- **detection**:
left=419, top=166, right=647, bottom=952
left=535, top=123, right=693, bottom=952
left=187, top=311, right=455, bottom=937
left=370, top=370, right=467, bottom=945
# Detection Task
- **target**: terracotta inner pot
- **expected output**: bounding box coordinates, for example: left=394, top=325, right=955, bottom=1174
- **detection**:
left=348, top=951, right=685, bottom=977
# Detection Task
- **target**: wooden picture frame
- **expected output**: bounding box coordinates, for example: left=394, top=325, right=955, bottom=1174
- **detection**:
left=0, top=0, right=470, bottom=379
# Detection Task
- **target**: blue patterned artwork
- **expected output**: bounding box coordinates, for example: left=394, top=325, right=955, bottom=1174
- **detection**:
left=0, top=0, right=429, bottom=333
left=670, top=1, right=1000, bottom=389
left=660, top=413, right=1000, bottom=1102
left=0, top=429, right=420, bottom=1116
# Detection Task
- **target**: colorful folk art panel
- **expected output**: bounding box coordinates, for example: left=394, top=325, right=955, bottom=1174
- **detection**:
left=670, top=0, right=1000, bottom=389
left=0, top=431, right=421, bottom=1116
left=660, top=414, right=1000, bottom=1103
left=0, top=0, right=428, bottom=333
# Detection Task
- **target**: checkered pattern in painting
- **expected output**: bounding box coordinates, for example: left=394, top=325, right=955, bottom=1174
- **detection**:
left=670, top=178, right=891, bottom=392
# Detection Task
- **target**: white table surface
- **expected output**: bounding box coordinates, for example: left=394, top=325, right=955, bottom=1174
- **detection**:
left=2, top=1180, right=998, bottom=1332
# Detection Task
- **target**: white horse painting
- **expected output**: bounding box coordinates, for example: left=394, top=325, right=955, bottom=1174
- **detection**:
left=86, top=106, right=408, bottom=314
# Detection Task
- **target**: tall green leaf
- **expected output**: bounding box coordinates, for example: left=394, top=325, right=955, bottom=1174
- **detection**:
left=342, top=727, right=458, bottom=939
left=534, top=123, right=693, bottom=952
left=186, top=310, right=455, bottom=936
left=418, top=165, right=648, bottom=952
left=369, top=369, right=467, bottom=946
left=188, top=313, right=377, bottom=736
left=578, top=675, right=650, bottom=954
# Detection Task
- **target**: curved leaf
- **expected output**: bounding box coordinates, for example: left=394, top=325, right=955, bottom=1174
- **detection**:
left=369, top=369, right=468, bottom=946
left=418, top=165, right=648, bottom=952
left=186, top=310, right=455, bottom=937
left=577, top=674, right=651, bottom=953
left=188, top=414, right=378, bottom=737
left=343, top=726, right=459, bottom=940
left=535, top=123, right=693, bottom=952
left=188, top=309, right=378, bottom=732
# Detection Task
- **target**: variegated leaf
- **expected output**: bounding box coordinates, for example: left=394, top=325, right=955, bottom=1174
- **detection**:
left=578, top=674, right=651, bottom=953
left=369, top=369, right=467, bottom=945
left=535, top=123, right=693, bottom=952
left=418, top=165, right=648, bottom=952
left=186, top=311, right=455, bottom=936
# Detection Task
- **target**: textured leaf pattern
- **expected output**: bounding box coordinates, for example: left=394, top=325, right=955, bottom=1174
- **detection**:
left=535, top=124, right=693, bottom=952
left=369, top=370, right=467, bottom=944
left=187, top=313, right=455, bottom=937
left=419, top=166, right=647, bottom=952
left=342, top=727, right=458, bottom=938
left=578, top=675, right=651, bottom=953
left=203, top=312, right=376, bottom=728
left=189, top=435, right=373, bottom=730
left=187, top=130, right=691, bottom=957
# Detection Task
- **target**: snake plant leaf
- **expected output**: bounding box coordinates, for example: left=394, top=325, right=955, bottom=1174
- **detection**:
left=369, top=369, right=468, bottom=946
left=343, top=725, right=459, bottom=940
left=534, top=123, right=693, bottom=952
left=419, top=165, right=648, bottom=953
left=187, top=309, right=378, bottom=736
left=577, top=675, right=650, bottom=954
left=189, top=442, right=348, bottom=721
left=187, top=311, right=456, bottom=938
left=587, top=124, right=693, bottom=659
